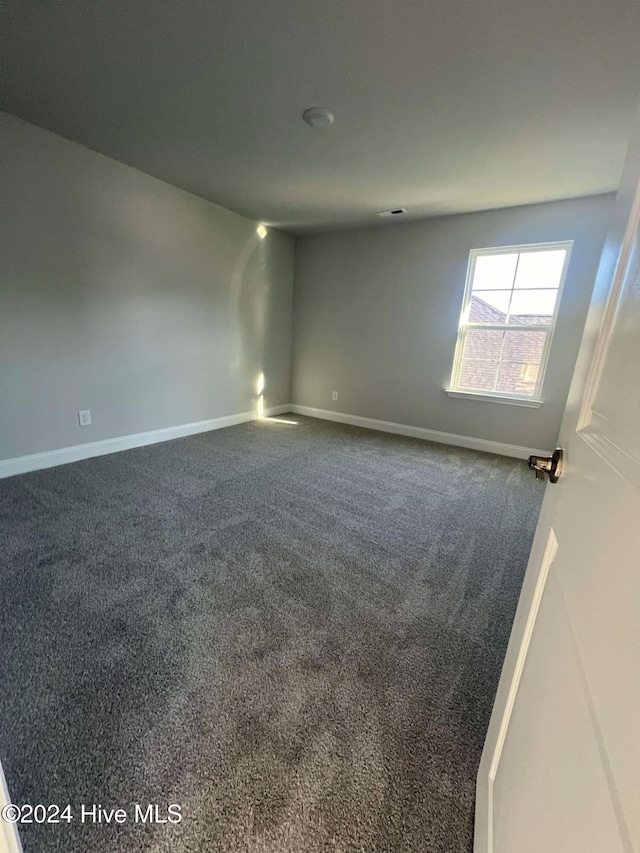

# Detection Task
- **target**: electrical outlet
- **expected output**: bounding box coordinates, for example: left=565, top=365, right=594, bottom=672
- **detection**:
left=78, top=410, right=92, bottom=427
left=332, top=391, right=339, bottom=401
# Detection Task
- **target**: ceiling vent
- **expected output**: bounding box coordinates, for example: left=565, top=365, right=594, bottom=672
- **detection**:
left=377, top=208, right=407, bottom=217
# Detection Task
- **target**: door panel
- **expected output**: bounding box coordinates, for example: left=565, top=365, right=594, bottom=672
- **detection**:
left=585, top=216, right=640, bottom=454
left=553, top=437, right=640, bottom=838
left=493, top=568, right=625, bottom=853
left=579, top=187, right=640, bottom=488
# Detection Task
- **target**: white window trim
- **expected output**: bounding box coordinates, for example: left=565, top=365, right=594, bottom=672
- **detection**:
left=445, top=389, right=543, bottom=407
left=446, top=240, right=574, bottom=404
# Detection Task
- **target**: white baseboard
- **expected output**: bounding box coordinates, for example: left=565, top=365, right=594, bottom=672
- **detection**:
left=0, top=405, right=291, bottom=479
left=290, top=404, right=550, bottom=460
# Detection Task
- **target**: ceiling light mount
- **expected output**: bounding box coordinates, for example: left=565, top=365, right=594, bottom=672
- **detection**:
left=302, top=107, right=335, bottom=128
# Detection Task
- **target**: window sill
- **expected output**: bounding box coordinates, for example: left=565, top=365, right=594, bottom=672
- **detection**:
left=445, top=389, right=543, bottom=408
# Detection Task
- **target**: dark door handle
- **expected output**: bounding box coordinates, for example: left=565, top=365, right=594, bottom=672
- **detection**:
left=528, top=448, right=563, bottom=484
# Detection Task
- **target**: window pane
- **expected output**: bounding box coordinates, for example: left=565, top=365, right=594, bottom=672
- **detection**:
left=472, top=253, right=518, bottom=290
left=469, top=291, right=510, bottom=322
left=508, top=289, right=557, bottom=324
left=457, top=330, right=547, bottom=396
left=459, top=359, right=497, bottom=391
left=463, top=329, right=504, bottom=361
left=514, top=250, right=566, bottom=289
left=502, top=330, right=547, bottom=364
left=495, top=362, right=538, bottom=396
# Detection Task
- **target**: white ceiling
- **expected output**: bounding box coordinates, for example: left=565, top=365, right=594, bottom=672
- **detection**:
left=3, top=0, right=639, bottom=234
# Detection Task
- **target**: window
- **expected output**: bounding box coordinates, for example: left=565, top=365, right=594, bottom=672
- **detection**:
left=448, top=242, right=572, bottom=405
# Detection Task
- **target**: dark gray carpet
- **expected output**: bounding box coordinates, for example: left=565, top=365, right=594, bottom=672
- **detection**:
left=0, top=415, right=542, bottom=853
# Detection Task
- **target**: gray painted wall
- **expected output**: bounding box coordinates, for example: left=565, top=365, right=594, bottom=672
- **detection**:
left=0, top=113, right=294, bottom=460
left=292, top=195, right=613, bottom=451
left=0, top=111, right=615, bottom=462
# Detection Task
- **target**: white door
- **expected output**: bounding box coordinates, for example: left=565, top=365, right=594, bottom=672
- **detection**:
left=475, top=106, right=640, bottom=853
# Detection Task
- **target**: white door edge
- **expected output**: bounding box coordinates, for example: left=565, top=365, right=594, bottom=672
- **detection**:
left=0, top=762, right=22, bottom=853
left=485, top=528, right=558, bottom=853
